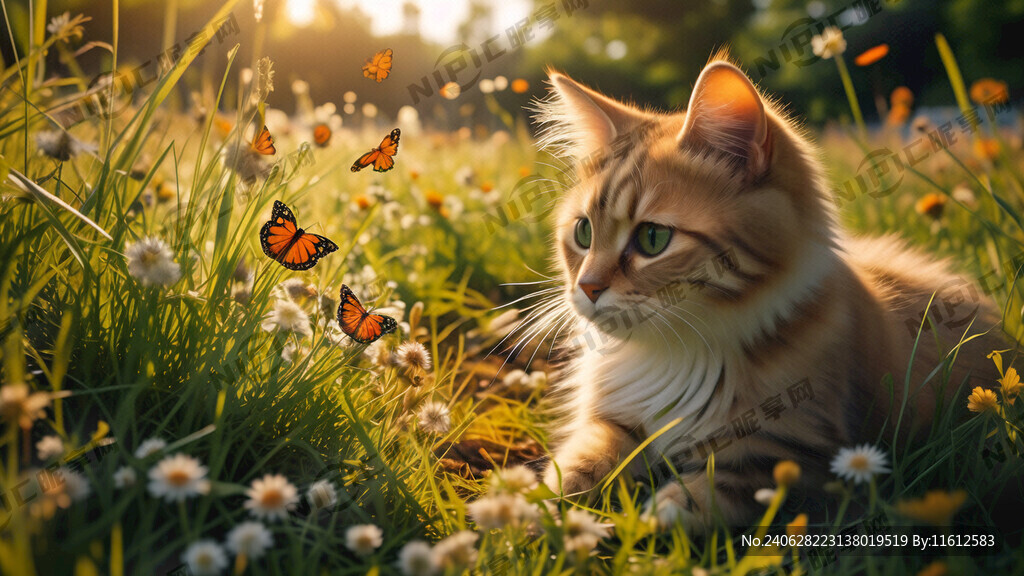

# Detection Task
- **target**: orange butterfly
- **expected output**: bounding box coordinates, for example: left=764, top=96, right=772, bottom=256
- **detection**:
left=260, top=200, right=338, bottom=270
left=351, top=128, right=400, bottom=173
left=362, top=48, right=393, bottom=83
left=337, top=284, right=398, bottom=344
left=251, top=125, right=276, bottom=155
left=313, top=123, right=332, bottom=147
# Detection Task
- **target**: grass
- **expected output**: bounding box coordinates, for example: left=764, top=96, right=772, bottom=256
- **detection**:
left=1, top=4, right=1024, bottom=575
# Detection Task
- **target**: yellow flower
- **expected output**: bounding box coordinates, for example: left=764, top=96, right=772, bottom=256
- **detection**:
left=895, top=490, right=967, bottom=526
left=967, top=386, right=999, bottom=414
left=773, top=460, right=801, bottom=488
left=1000, top=367, right=1021, bottom=405
left=786, top=513, right=808, bottom=538
left=354, top=195, right=371, bottom=210
left=425, top=189, right=444, bottom=210
left=974, top=138, right=1000, bottom=161
left=969, top=78, right=1009, bottom=105
left=917, top=561, right=947, bottom=576
left=914, top=193, right=946, bottom=220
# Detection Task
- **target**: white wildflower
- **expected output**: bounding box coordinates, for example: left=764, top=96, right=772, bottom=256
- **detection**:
left=36, top=436, right=64, bottom=460
left=345, top=524, right=383, bottom=556
left=397, top=540, right=437, bottom=576
left=183, top=540, right=228, bottom=576
left=306, top=479, right=337, bottom=510
left=261, top=299, right=312, bottom=338
left=830, top=444, right=890, bottom=485
left=417, top=402, right=451, bottom=435
left=113, top=466, right=137, bottom=489
left=147, top=453, right=210, bottom=502
left=226, top=521, right=274, bottom=559
left=125, top=237, right=181, bottom=287
left=811, top=26, right=846, bottom=60
left=244, top=474, right=299, bottom=522
left=134, top=437, right=167, bottom=459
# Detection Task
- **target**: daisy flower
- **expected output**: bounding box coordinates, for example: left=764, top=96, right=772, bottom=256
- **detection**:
left=417, top=402, right=451, bottom=435
left=113, top=466, right=137, bottom=489
left=397, top=540, right=437, bottom=576
left=830, top=444, right=890, bottom=485
left=345, top=524, right=383, bottom=556
left=468, top=492, right=537, bottom=530
left=183, top=540, right=229, bottom=576
left=811, top=26, right=846, bottom=59
left=431, top=531, right=478, bottom=571
left=0, top=383, right=51, bottom=429
left=396, top=341, right=432, bottom=372
left=562, top=508, right=609, bottom=553
left=261, top=299, right=312, bottom=338
left=147, top=453, right=210, bottom=502
left=306, top=479, right=337, bottom=510
left=244, top=474, right=299, bottom=521
left=489, top=465, right=538, bottom=494
left=36, top=435, right=64, bottom=460
left=226, top=521, right=274, bottom=559
left=125, top=237, right=181, bottom=287
left=134, top=437, right=167, bottom=459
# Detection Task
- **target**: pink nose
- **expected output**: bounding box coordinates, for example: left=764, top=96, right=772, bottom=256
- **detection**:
left=579, top=282, right=608, bottom=303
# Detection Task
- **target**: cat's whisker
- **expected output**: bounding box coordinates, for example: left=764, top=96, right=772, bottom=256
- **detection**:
left=525, top=308, right=574, bottom=370
left=654, top=306, right=716, bottom=362
left=490, top=286, right=563, bottom=311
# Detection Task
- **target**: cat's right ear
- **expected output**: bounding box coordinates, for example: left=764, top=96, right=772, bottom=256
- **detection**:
left=535, top=71, right=648, bottom=162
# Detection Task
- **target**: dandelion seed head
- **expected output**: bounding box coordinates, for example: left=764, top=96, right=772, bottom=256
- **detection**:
left=417, top=401, right=451, bottom=435
left=262, top=299, right=312, bottom=338
left=396, top=341, right=432, bottom=372
left=811, top=26, right=846, bottom=59
left=125, top=237, right=181, bottom=287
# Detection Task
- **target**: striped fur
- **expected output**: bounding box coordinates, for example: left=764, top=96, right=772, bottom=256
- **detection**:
left=532, top=55, right=1005, bottom=530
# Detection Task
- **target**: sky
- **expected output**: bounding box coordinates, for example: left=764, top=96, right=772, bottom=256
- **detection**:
left=285, top=0, right=536, bottom=45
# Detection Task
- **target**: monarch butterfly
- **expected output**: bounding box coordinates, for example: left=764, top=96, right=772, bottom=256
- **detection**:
left=362, top=48, right=393, bottom=83
left=259, top=200, right=338, bottom=270
left=351, top=128, right=400, bottom=173
left=337, top=284, right=398, bottom=344
left=313, top=123, right=332, bottom=147
left=251, top=125, right=276, bottom=155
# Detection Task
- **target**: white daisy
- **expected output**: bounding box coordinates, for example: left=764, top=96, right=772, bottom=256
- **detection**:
left=183, top=540, right=229, bottom=576
left=467, top=492, right=537, bottom=530
left=397, top=540, right=437, bottom=576
left=58, top=468, right=92, bottom=502
left=489, top=465, right=538, bottom=494
left=147, top=453, right=210, bottom=502
left=125, top=237, right=181, bottom=287
left=261, top=299, right=312, bottom=338
left=36, top=435, right=64, bottom=460
left=431, top=530, right=478, bottom=571
left=307, top=479, right=338, bottom=510
left=811, top=26, right=847, bottom=60
left=830, top=444, right=890, bottom=485
left=395, top=341, right=432, bottom=372
left=345, top=524, right=383, bottom=556
left=754, top=488, right=776, bottom=506
left=134, top=437, right=167, bottom=459
left=244, top=474, right=299, bottom=521
left=562, top=508, right=609, bottom=553
left=225, top=521, right=274, bottom=559
left=113, top=466, right=137, bottom=489
left=417, top=402, right=451, bottom=435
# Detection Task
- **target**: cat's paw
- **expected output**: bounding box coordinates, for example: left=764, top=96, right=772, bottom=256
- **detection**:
left=543, top=456, right=614, bottom=497
left=642, top=483, right=704, bottom=535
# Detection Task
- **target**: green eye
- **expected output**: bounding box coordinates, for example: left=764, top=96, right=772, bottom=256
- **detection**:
left=635, top=223, right=671, bottom=256
left=574, top=218, right=592, bottom=249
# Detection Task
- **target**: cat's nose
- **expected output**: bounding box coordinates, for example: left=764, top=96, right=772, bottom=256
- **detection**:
left=579, top=282, right=608, bottom=303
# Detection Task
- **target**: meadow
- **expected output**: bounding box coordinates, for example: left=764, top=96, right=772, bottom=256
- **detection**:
left=1, top=4, right=1024, bottom=575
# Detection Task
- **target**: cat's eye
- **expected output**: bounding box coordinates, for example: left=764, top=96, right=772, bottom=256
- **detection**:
left=574, top=218, right=592, bottom=249
left=635, top=222, right=671, bottom=256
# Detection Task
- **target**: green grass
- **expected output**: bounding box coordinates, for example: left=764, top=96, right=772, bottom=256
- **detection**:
left=2, top=4, right=1024, bottom=575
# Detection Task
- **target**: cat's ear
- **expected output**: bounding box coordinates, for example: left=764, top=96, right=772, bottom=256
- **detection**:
left=678, top=62, right=771, bottom=178
left=535, top=71, right=648, bottom=161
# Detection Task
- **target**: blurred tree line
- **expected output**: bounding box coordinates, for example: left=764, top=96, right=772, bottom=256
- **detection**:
left=3, top=0, right=1021, bottom=127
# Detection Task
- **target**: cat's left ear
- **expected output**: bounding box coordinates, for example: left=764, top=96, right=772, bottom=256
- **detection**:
left=678, top=62, right=771, bottom=178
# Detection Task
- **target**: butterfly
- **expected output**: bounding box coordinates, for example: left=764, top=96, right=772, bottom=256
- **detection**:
left=251, top=125, right=276, bottom=155
left=362, top=48, right=393, bottom=83
left=337, top=284, right=398, bottom=344
left=259, top=200, right=338, bottom=270
left=351, top=128, right=400, bottom=173
left=313, top=123, right=332, bottom=147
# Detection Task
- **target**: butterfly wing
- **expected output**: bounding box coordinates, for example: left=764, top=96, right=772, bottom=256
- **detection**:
left=260, top=201, right=338, bottom=270
left=313, top=123, right=331, bottom=147
left=251, top=125, right=277, bottom=155
left=337, top=285, right=398, bottom=344
left=350, top=150, right=381, bottom=172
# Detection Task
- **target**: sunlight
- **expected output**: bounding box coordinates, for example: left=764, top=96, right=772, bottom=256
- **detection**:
left=334, top=0, right=532, bottom=44
left=286, top=0, right=317, bottom=27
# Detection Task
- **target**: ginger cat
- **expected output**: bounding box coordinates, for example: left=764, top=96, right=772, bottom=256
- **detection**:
left=533, top=53, right=1004, bottom=532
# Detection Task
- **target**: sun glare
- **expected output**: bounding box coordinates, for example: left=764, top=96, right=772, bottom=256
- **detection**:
left=286, top=0, right=317, bottom=27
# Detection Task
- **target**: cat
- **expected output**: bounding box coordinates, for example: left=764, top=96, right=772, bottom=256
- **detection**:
left=531, top=51, right=1005, bottom=533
